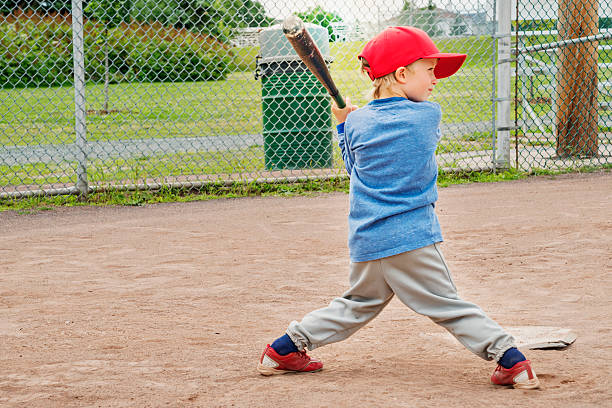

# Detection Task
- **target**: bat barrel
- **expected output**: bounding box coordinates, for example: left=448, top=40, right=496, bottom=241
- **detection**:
left=282, top=15, right=304, bottom=37
left=282, top=15, right=345, bottom=110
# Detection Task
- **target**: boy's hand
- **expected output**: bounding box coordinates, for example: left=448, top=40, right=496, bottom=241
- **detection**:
left=332, top=97, right=358, bottom=124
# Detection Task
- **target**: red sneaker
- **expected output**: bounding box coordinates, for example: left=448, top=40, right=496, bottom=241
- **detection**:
left=491, top=360, right=540, bottom=389
left=257, top=344, right=323, bottom=376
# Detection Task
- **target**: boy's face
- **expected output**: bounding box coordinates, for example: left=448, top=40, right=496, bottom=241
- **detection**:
left=396, top=58, right=439, bottom=102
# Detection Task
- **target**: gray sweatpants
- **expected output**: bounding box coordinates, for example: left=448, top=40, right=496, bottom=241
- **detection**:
left=287, top=243, right=515, bottom=362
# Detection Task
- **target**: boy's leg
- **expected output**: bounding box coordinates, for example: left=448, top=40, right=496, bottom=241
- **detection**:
left=258, top=259, right=394, bottom=375
left=286, top=258, right=395, bottom=351
left=381, top=243, right=538, bottom=388
left=381, top=243, right=514, bottom=361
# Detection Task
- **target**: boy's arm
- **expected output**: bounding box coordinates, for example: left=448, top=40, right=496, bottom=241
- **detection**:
left=332, top=97, right=358, bottom=175
left=336, top=123, right=354, bottom=175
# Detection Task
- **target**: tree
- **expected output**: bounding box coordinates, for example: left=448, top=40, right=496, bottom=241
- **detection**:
left=451, top=15, right=467, bottom=36
left=398, top=0, right=417, bottom=26
left=2, top=0, right=273, bottom=42
left=130, top=0, right=272, bottom=42
left=227, top=0, right=274, bottom=28
left=0, top=0, right=71, bottom=14
left=296, top=6, right=343, bottom=42
left=85, top=0, right=131, bottom=113
left=129, top=0, right=190, bottom=28
left=422, top=0, right=442, bottom=37
left=398, top=0, right=442, bottom=38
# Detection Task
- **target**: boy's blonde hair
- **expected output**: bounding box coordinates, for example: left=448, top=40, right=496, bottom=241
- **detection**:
left=360, top=57, right=413, bottom=99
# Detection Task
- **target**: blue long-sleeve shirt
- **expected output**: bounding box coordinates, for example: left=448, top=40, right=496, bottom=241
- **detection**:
left=337, top=97, right=443, bottom=262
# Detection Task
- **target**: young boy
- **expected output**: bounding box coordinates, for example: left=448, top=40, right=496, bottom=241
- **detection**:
left=257, top=26, right=540, bottom=389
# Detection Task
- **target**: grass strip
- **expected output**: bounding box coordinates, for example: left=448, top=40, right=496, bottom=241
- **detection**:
left=2, top=166, right=609, bottom=214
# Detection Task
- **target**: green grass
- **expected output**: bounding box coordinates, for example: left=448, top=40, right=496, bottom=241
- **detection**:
left=0, top=77, right=264, bottom=145
left=436, top=168, right=527, bottom=187
left=0, top=148, right=266, bottom=187
left=3, top=166, right=610, bottom=213
left=0, top=34, right=496, bottom=147
left=437, top=131, right=494, bottom=154
left=1, top=56, right=498, bottom=191
left=0, top=177, right=352, bottom=213
left=0, top=142, right=347, bottom=188
left=0, top=161, right=75, bottom=186
left=0, top=66, right=492, bottom=145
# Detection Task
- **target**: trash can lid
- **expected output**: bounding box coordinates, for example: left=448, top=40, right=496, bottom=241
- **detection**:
left=259, top=22, right=330, bottom=60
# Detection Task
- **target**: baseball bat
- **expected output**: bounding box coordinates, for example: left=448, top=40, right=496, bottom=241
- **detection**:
left=282, top=15, right=346, bottom=109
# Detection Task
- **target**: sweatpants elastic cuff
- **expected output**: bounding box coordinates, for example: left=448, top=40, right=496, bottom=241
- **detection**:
left=494, top=343, right=517, bottom=363
left=286, top=324, right=309, bottom=351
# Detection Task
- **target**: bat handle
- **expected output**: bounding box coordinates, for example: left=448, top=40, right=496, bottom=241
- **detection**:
left=331, top=91, right=346, bottom=109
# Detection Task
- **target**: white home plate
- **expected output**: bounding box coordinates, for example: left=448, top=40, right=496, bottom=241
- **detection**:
left=505, top=326, right=577, bottom=349
left=422, top=326, right=577, bottom=349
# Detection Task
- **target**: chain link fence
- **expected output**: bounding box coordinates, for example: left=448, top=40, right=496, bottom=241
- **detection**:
left=515, top=0, right=612, bottom=170
left=2, top=0, right=607, bottom=199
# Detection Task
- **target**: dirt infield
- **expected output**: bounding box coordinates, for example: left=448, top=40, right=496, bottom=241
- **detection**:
left=1, top=172, right=611, bottom=408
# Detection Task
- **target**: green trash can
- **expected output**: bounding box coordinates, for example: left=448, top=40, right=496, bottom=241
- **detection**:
left=257, top=24, right=333, bottom=170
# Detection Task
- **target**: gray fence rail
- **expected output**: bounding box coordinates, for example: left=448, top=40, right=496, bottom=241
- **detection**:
left=1, top=0, right=610, bottom=199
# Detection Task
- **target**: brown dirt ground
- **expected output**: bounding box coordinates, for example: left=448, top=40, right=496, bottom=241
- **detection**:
left=1, top=172, right=611, bottom=408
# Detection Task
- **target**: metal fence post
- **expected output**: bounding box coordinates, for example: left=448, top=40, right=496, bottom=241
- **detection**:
left=72, top=0, right=88, bottom=196
left=496, top=0, right=512, bottom=168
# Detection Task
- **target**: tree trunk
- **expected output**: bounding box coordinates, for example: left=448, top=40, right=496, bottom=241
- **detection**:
left=555, top=0, right=599, bottom=157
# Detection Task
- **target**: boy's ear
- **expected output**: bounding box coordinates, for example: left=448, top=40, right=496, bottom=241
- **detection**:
left=394, top=67, right=408, bottom=83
